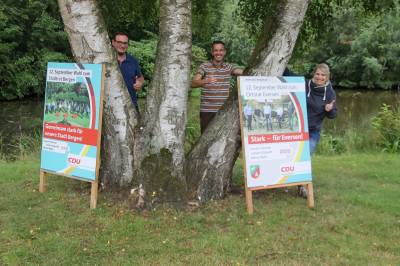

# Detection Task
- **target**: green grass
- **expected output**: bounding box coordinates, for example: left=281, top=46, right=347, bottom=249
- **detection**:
left=43, top=113, right=90, bottom=128
left=1, top=153, right=399, bottom=265
left=0, top=130, right=42, bottom=161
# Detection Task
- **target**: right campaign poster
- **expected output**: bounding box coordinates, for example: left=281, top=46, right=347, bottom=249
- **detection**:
left=238, top=76, right=312, bottom=189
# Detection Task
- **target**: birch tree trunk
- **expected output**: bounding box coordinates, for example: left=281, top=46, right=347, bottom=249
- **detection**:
left=246, top=0, right=310, bottom=75
left=133, top=0, right=192, bottom=204
left=58, top=0, right=308, bottom=206
left=186, top=0, right=309, bottom=202
left=57, top=0, right=138, bottom=187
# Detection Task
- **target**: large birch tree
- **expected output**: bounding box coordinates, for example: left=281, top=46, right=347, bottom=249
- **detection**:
left=57, top=0, right=309, bottom=206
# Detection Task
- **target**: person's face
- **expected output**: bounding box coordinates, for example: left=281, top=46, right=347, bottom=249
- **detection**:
left=211, top=43, right=226, bottom=63
left=112, top=34, right=129, bottom=55
left=313, top=69, right=328, bottom=86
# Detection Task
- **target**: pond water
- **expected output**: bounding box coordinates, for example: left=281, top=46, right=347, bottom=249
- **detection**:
left=323, top=89, right=399, bottom=135
left=0, top=98, right=44, bottom=140
left=0, top=90, right=399, bottom=153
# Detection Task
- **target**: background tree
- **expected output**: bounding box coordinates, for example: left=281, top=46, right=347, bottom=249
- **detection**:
left=304, top=2, right=400, bottom=89
left=213, top=0, right=255, bottom=67
left=237, top=0, right=399, bottom=88
left=97, top=0, right=159, bottom=40
left=0, top=0, right=69, bottom=100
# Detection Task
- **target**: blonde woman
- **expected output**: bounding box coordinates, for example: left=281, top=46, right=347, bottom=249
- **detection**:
left=298, top=63, right=337, bottom=198
left=306, top=63, right=337, bottom=155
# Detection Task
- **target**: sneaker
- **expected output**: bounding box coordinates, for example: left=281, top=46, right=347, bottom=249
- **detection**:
left=297, top=185, right=307, bottom=198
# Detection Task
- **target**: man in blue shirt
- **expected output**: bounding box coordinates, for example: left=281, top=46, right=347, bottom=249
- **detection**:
left=112, top=32, right=144, bottom=112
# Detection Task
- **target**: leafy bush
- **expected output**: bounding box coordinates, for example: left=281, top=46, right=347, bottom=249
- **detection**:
left=0, top=1, right=71, bottom=100
left=372, top=104, right=400, bottom=153
left=0, top=129, right=42, bottom=161
left=128, top=36, right=207, bottom=97
left=301, top=4, right=400, bottom=89
left=317, top=134, right=346, bottom=155
left=317, top=125, right=381, bottom=155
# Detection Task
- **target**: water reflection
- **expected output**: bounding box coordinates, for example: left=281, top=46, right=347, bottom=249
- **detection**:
left=0, top=89, right=399, bottom=151
left=323, top=89, right=399, bottom=134
left=0, top=98, right=44, bottom=138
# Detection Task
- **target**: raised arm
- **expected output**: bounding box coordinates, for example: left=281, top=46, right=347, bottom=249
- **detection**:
left=134, top=75, right=145, bottom=91
left=232, top=68, right=243, bottom=76
left=191, top=73, right=217, bottom=88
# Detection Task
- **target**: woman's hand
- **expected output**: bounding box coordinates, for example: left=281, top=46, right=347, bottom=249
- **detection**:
left=325, top=100, right=335, bottom=112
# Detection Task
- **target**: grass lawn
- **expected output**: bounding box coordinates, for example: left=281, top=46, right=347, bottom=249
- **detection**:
left=44, top=113, right=90, bottom=128
left=0, top=153, right=399, bottom=265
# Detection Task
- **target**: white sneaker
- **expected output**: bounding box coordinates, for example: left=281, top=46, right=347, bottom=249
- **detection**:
left=298, top=186, right=307, bottom=198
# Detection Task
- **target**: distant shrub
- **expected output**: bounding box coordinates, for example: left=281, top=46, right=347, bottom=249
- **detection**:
left=0, top=129, right=42, bottom=161
left=317, top=134, right=346, bottom=155
left=316, top=125, right=381, bottom=155
left=372, top=104, right=400, bottom=153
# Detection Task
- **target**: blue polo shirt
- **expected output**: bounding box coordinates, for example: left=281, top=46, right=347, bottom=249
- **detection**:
left=119, top=54, right=142, bottom=106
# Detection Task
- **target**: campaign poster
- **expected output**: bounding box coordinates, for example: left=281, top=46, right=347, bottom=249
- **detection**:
left=238, top=76, right=312, bottom=188
left=40, top=62, right=103, bottom=181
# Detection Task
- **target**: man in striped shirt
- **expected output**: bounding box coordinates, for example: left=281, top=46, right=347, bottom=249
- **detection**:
left=191, top=41, right=243, bottom=133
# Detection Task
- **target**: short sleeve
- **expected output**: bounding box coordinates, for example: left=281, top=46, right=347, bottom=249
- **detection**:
left=196, top=63, right=206, bottom=77
left=135, top=61, right=143, bottom=77
left=230, top=63, right=242, bottom=74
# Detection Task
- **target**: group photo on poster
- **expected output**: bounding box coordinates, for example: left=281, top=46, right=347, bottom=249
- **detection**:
left=44, top=81, right=91, bottom=128
left=242, top=96, right=298, bottom=134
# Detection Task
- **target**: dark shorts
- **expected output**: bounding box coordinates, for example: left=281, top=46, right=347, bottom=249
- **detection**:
left=200, top=112, right=216, bottom=133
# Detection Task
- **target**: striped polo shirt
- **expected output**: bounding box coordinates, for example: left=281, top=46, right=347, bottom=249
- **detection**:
left=196, top=61, right=240, bottom=113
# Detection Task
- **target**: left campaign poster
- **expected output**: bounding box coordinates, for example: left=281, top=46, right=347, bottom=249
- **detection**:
left=40, top=62, right=104, bottom=182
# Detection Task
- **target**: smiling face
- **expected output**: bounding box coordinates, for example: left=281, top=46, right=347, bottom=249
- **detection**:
left=112, top=34, right=129, bottom=55
left=211, top=43, right=226, bottom=64
left=313, top=68, right=328, bottom=86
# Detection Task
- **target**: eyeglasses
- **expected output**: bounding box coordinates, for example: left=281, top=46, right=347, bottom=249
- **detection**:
left=115, top=41, right=128, bottom=45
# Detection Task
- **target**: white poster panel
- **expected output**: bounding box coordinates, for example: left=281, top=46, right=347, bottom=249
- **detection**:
left=239, top=76, right=312, bottom=188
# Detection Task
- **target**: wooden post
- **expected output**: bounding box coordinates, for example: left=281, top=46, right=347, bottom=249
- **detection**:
left=238, top=77, right=254, bottom=215
left=307, top=182, right=314, bottom=208
left=90, top=180, right=99, bottom=209
left=39, top=170, right=46, bottom=193
left=245, top=188, right=254, bottom=215
left=89, top=64, right=105, bottom=209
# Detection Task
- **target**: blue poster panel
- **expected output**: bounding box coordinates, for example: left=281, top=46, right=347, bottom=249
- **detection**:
left=40, top=62, right=103, bottom=181
left=239, top=76, right=312, bottom=188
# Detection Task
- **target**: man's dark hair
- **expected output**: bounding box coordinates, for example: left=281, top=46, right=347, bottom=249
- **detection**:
left=212, top=40, right=225, bottom=48
left=113, top=32, right=129, bottom=40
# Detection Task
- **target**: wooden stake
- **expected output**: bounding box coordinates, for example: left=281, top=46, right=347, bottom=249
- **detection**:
left=307, top=183, right=314, bottom=208
left=39, top=170, right=46, bottom=193
left=245, top=188, right=254, bottom=215
left=237, top=77, right=255, bottom=215
left=89, top=64, right=105, bottom=210
left=90, top=180, right=99, bottom=209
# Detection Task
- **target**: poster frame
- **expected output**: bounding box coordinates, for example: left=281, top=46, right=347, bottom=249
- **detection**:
left=39, top=63, right=105, bottom=209
left=237, top=76, right=314, bottom=214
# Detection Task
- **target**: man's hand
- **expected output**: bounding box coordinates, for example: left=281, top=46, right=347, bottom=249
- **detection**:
left=325, top=100, right=335, bottom=112
left=203, top=77, right=218, bottom=84
left=191, top=73, right=217, bottom=88
left=134, top=75, right=144, bottom=91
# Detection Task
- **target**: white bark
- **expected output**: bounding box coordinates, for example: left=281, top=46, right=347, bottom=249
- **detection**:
left=249, top=0, right=309, bottom=76
left=58, top=0, right=137, bottom=187
left=134, top=0, right=192, bottom=202
left=186, top=98, right=241, bottom=202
